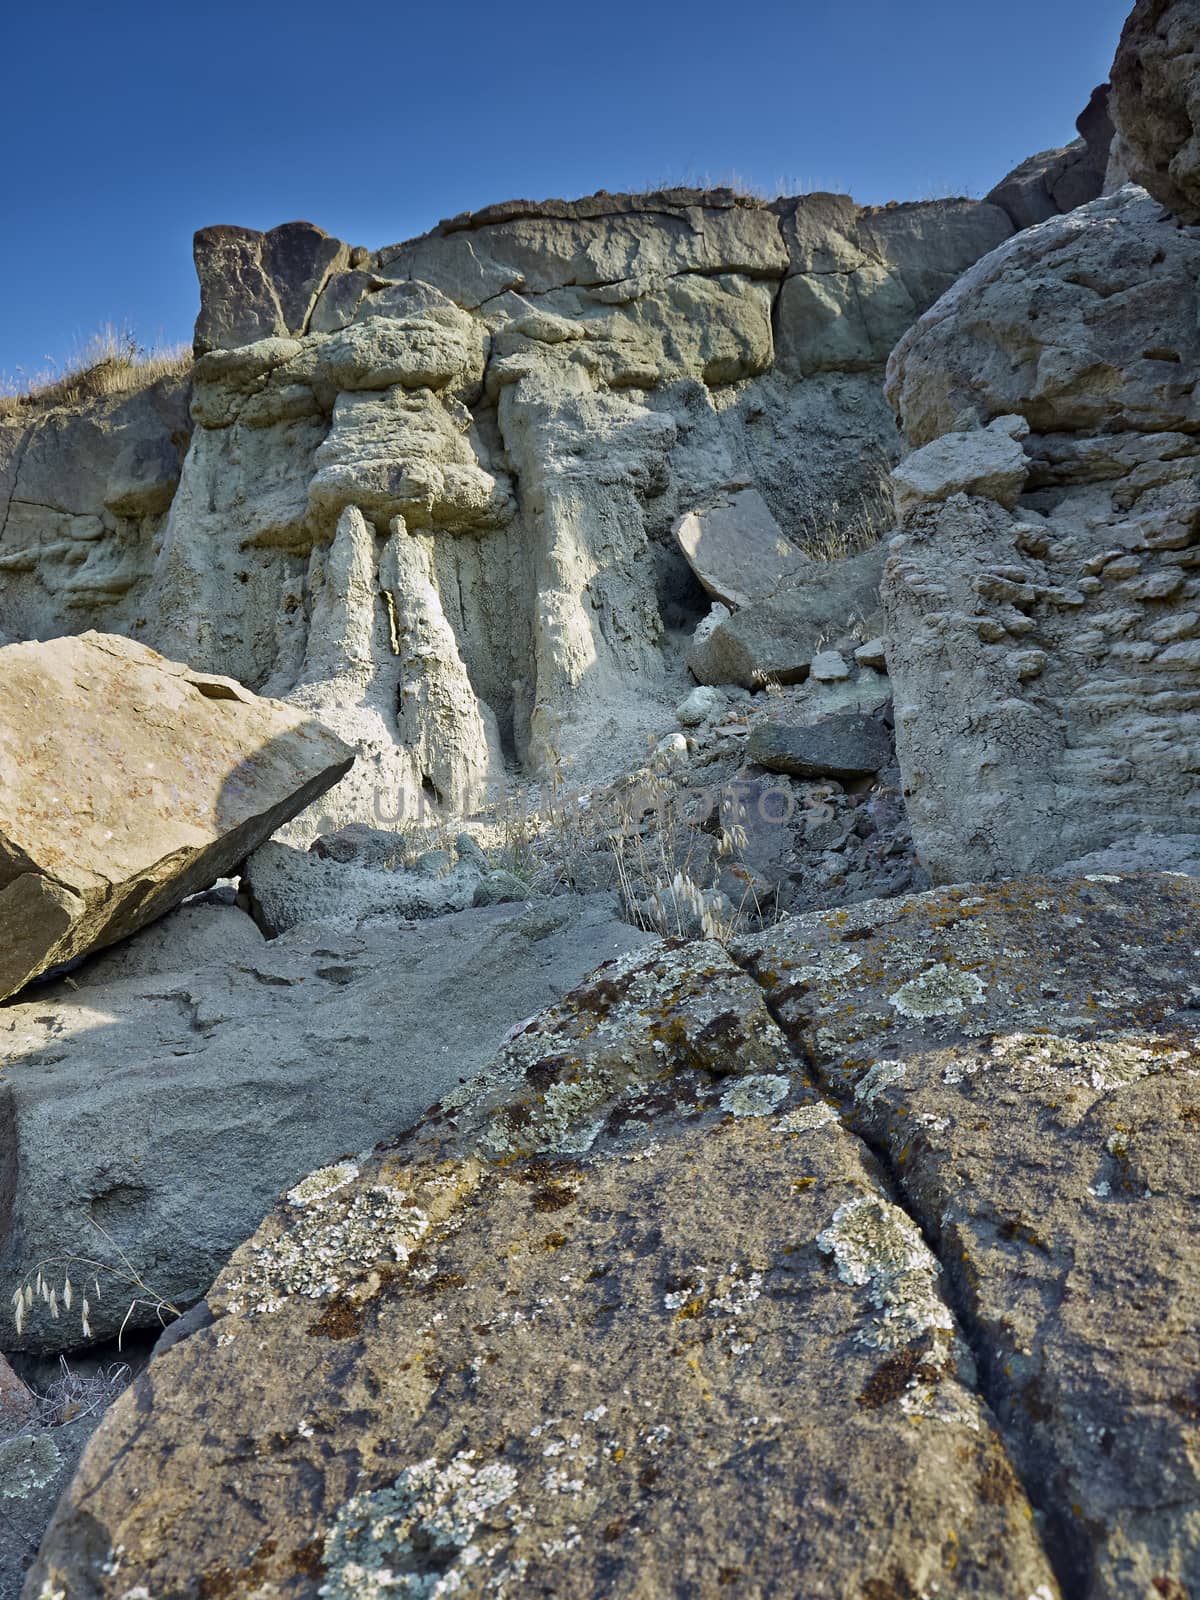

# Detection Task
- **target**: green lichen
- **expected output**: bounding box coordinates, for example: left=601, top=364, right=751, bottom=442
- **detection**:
left=989, top=1031, right=1191, bottom=1091
left=776, top=1103, right=838, bottom=1135
left=888, top=963, right=985, bottom=1020
left=719, top=1074, right=790, bottom=1118
left=816, top=1196, right=954, bottom=1350
left=0, top=1432, right=61, bottom=1499
left=223, top=1184, right=429, bottom=1316
left=853, top=1059, right=907, bottom=1106
left=287, top=1161, right=360, bottom=1207
left=319, top=1453, right=521, bottom=1599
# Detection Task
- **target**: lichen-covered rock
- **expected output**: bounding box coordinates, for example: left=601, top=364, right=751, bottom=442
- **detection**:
left=0, top=631, right=353, bottom=1002
left=1111, top=0, right=1200, bottom=222
left=27, top=940, right=1058, bottom=1600
left=739, top=871, right=1200, bottom=1598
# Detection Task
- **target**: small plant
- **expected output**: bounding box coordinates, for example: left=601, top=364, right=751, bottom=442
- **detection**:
left=0, top=323, right=192, bottom=420
left=11, top=1218, right=180, bottom=1348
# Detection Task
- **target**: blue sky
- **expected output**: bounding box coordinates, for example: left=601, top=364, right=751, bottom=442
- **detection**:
left=2, top=0, right=1129, bottom=382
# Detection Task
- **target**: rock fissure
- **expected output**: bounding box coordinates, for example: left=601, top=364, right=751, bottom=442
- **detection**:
left=726, top=937, right=1075, bottom=1595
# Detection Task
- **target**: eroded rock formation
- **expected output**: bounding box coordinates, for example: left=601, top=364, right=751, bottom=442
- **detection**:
left=881, top=185, right=1200, bottom=880
left=1, top=191, right=1019, bottom=833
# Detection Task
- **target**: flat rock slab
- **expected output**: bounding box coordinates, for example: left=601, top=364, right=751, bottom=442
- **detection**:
left=672, top=486, right=812, bottom=609
left=738, top=871, right=1200, bottom=1598
left=0, top=632, right=353, bottom=1003
left=0, top=895, right=648, bottom=1352
left=747, top=711, right=891, bottom=779
left=29, top=942, right=1057, bottom=1599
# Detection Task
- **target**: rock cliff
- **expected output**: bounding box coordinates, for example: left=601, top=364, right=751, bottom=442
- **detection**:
left=2, top=191, right=1021, bottom=833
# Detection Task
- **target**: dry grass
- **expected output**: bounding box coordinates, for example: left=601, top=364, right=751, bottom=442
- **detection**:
left=0, top=324, right=191, bottom=421
left=799, top=460, right=895, bottom=561
left=37, top=1355, right=133, bottom=1426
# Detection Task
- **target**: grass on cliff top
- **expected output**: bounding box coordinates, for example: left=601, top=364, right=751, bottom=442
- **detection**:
left=0, top=324, right=192, bottom=421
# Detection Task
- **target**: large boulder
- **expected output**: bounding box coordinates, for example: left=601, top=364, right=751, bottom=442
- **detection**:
left=746, top=709, right=892, bottom=779
left=882, top=187, right=1200, bottom=880
left=1111, top=0, right=1200, bottom=222
left=29, top=935, right=1060, bottom=1599
left=672, top=485, right=812, bottom=608
left=688, top=546, right=885, bottom=688
left=27, top=873, right=1200, bottom=1598
left=0, top=632, right=353, bottom=1002
left=0, top=894, right=649, bottom=1352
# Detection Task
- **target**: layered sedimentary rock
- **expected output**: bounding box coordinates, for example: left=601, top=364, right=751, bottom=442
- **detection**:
left=0, top=631, right=352, bottom=1001
left=29, top=872, right=1200, bottom=1599
left=881, top=185, right=1200, bottom=881
left=0, top=190, right=1017, bottom=831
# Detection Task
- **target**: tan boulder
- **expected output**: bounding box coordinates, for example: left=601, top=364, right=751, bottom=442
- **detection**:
left=673, top=485, right=812, bottom=609
left=0, top=632, right=353, bottom=1001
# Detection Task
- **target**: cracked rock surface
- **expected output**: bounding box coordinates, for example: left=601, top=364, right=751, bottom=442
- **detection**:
left=27, top=870, right=1200, bottom=1598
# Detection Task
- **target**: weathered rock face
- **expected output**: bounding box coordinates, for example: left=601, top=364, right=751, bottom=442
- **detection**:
left=1, top=189, right=1015, bottom=831
left=27, top=937, right=1056, bottom=1600
left=1111, top=0, right=1200, bottom=221
left=986, top=84, right=1115, bottom=229
left=0, top=893, right=648, bottom=1353
left=0, top=631, right=352, bottom=1002
left=0, top=374, right=191, bottom=645
left=28, top=871, right=1200, bottom=1599
left=192, top=221, right=354, bottom=354
left=739, top=872, right=1200, bottom=1598
left=882, top=186, right=1200, bottom=880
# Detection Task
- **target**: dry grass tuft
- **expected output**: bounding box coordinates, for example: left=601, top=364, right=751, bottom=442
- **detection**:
left=799, top=459, right=895, bottom=561
left=0, top=324, right=192, bottom=422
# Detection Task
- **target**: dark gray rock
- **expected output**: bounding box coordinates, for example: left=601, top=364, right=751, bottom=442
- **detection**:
left=1112, top=0, right=1200, bottom=222
left=747, top=711, right=892, bottom=779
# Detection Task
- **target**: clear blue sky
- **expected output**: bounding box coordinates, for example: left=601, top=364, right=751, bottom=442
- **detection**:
left=2, top=0, right=1129, bottom=382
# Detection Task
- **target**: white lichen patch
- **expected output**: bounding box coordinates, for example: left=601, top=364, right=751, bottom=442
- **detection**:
left=0, top=1433, right=61, bottom=1498
left=787, top=946, right=864, bottom=985
left=287, top=1161, right=360, bottom=1207
left=483, top=1076, right=613, bottom=1158
left=889, top=964, right=986, bottom=1020
left=775, top=1102, right=837, bottom=1135
left=853, top=1059, right=907, bottom=1106
left=320, top=1452, right=521, bottom=1600
left=224, top=1184, right=431, bottom=1315
left=816, top=1196, right=954, bottom=1351
left=989, top=1032, right=1191, bottom=1092
left=720, top=1074, right=790, bottom=1118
